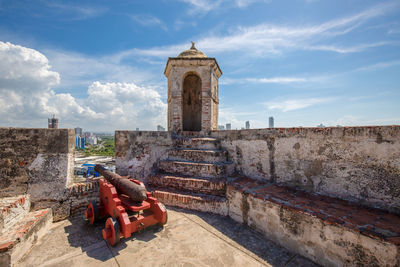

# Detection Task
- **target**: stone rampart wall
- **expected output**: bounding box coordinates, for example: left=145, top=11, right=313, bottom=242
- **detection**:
left=0, top=127, right=75, bottom=219
left=211, top=126, right=400, bottom=213
left=114, top=126, right=400, bottom=213
left=115, top=131, right=173, bottom=183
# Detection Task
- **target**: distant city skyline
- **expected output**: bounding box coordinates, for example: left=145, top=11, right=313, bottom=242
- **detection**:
left=0, top=1, right=399, bottom=131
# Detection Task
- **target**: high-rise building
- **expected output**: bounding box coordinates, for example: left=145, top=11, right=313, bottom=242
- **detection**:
left=317, top=123, right=326, bottom=128
left=157, top=125, right=165, bottom=131
left=74, top=127, right=82, bottom=136
left=218, top=125, right=225, bottom=130
left=136, top=128, right=139, bottom=131
left=269, top=116, right=274, bottom=128
left=75, top=136, right=85, bottom=149
left=48, top=114, right=59, bottom=129
left=226, top=123, right=231, bottom=130
left=245, top=121, right=250, bottom=129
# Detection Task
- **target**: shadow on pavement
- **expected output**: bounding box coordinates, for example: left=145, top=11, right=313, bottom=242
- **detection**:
left=64, top=207, right=318, bottom=266
left=64, top=215, right=162, bottom=262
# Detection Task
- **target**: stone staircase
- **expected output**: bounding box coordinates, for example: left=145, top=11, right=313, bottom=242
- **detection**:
left=0, top=195, right=52, bottom=267
left=149, top=133, right=233, bottom=215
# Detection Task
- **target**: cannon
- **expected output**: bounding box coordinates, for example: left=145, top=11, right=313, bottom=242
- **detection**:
left=85, top=165, right=167, bottom=246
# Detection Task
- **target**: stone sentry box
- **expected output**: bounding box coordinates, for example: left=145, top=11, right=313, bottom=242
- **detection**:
left=164, top=43, right=222, bottom=132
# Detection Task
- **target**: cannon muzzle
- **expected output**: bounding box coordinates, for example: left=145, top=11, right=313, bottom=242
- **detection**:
left=94, top=165, right=147, bottom=202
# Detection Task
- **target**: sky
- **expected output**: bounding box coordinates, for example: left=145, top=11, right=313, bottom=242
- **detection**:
left=0, top=0, right=399, bottom=131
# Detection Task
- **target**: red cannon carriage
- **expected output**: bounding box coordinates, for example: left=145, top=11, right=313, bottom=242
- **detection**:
left=85, top=165, right=167, bottom=246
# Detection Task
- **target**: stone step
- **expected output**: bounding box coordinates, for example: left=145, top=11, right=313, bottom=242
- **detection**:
left=167, top=148, right=227, bottom=163
left=174, top=137, right=220, bottom=150
left=148, top=174, right=226, bottom=196
left=0, top=208, right=52, bottom=267
left=176, top=131, right=209, bottom=137
left=0, top=195, right=31, bottom=235
left=152, top=189, right=228, bottom=215
left=158, top=160, right=234, bottom=178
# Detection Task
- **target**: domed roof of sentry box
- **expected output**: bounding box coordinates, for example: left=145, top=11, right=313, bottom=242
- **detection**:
left=178, top=42, right=207, bottom=58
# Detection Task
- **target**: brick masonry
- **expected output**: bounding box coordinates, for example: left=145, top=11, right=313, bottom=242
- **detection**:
left=0, top=195, right=30, bottom=235
left=68, top=179, right=100, bottom=218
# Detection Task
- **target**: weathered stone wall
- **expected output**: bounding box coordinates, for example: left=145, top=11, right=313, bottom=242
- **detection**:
left=211, top=126, right=400, bottom=213
left=164, top=58, right=221, bottom=132
left=0, top=128, right=74, bottom=218
left=226, top=181, right=400, bottom=267
left=115, top=131, right=173, bottom=183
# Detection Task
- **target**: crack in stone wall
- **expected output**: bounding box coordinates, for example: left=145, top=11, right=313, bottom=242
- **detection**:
left=266, top=136, right=276, bottom=183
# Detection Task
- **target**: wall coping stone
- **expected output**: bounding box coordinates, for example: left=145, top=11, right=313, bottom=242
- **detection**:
left=227, top=176, right=400, bottom=246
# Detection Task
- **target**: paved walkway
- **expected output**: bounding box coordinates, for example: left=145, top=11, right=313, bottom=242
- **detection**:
left=17, top=208, right=319, bottom=267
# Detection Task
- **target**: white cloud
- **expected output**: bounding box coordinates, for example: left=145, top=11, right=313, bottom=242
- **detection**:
left=85, top=82, right=167, bottom=130
left=219, top=106, right=269, bottom=129
left=235, top=0, right=271, bottom=8
left=174, top=19, right=197, bottom=31
left=247, top=77, right=307, bottom=84
left=179, top=0, right=270, bottom=13
left=354, top=60, right=400, bottom=72
left=43, top=1, right=107, bottom=20
left=388, top=28, right=400, bottom=34
left=179, top=0, right=225, bottom=14
left=265, top=97, right=333, bottom=112
left=305, top=41, right=397, bottom=53
left=43, top=48, right=158, bottom=90
left=326, top=115, right=400, bottom=126
left=130, top=3, right=397, bottom=58
left=220, top=76, right=307, bottom=85
left=131, top=14, right=167, bottom=31
left=0, top=41, right=61, bottom=123
left=0, top=41, right=167, bottom=131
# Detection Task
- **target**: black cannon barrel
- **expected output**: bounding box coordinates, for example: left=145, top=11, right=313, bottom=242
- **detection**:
left=95, top=165, right=147, bottom=202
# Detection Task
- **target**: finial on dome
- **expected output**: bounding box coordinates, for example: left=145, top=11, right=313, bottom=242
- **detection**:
left=177, top=42, right=206, bottom=58
left=190, top=41, right=196, bottom=50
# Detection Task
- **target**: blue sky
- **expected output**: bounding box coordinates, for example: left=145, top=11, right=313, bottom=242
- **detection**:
left=0, top=0, right=399, bottom=131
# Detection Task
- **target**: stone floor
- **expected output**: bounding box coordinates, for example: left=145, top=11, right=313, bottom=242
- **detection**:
left=16, top=207, right=319, bottom=267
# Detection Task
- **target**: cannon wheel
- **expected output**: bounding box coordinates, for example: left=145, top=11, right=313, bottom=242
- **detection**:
left=85, top=201, right=98, bottom=225
left=102, top=217, right=121, bottom=246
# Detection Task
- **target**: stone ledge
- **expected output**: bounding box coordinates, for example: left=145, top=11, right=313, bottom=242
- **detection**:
left=227, top=176, right=400, bottom=266
left=173, top=136, right=220, bottom=150
left=0, top=208, right=52, bottom=267
left=158, top=160, right=233, bottom=178
left=228, top=176, right=400, bottom=244
left=149, top=174, right=226, bottom=196
left=167, top=148, right=227, bottom=163
left=152, top=188, right=228, bottom=216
